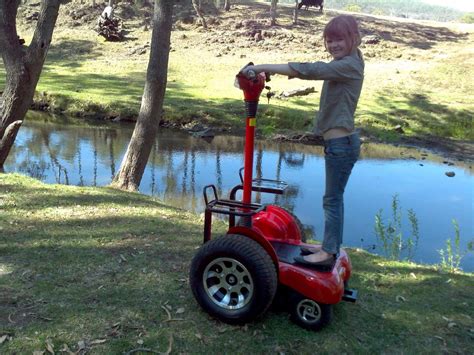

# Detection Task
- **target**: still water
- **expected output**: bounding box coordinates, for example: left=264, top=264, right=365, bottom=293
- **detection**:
left=5, top=115, right=473, bottom=271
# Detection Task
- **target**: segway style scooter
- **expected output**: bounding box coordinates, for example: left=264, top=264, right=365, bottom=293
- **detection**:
left=189, top=68, right=357, bottom=330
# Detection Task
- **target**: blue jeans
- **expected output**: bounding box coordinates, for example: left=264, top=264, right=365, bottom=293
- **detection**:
left=322, top=132, right=360, bottom=255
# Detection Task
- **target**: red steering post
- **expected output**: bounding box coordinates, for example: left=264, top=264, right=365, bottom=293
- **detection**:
left=236, top=71, right=266, bottom=205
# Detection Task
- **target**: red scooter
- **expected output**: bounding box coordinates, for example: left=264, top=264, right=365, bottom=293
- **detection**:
left=189, top=68, right=357, bottom=330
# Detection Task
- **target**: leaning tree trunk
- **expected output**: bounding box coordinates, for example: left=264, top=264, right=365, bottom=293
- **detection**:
left=111, top=0, right=174, bottom=191
left=0, top=0, right=62, bottom=171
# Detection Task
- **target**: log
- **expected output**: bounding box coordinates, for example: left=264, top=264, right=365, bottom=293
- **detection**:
left=278, top=87, right=315, bottom=98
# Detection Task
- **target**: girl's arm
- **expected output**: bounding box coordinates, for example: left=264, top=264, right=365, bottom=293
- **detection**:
left=242, top=64, right=298, bottom=78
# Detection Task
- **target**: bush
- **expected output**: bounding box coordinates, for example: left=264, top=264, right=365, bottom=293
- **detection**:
left=345, top=4, right=362, bottom=13
left=461, top=13, right=474, bottom=24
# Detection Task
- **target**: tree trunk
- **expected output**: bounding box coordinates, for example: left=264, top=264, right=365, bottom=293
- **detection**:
left=0, top=0, right=62, bottom=170
left=224, top=0, right=230, bottom=11
left=270, top=0, right=278, bottom=26
left=0, top=120, right=22, bottom=172
left=111, top=0, right=174, bottom=191
left=293, top=0, right=298, bottom=24
left=192, top=0, right=207, bottom=29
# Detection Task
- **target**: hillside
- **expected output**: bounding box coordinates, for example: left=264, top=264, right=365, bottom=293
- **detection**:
left=8, top=1, right=474, bottom=160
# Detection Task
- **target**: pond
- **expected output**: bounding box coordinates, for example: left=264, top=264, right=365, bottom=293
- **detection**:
left=5, top=113, right=473, bottom=271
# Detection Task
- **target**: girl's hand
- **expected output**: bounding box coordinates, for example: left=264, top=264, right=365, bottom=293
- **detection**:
left=239, top=64, right=258, bottom=79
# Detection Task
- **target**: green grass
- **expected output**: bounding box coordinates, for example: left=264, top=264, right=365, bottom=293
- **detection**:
left=1, top=173, right=473, bottom=354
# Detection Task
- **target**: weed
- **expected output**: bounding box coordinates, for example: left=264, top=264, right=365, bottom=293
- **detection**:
left=438, top=219, right=473, bottom=273
left=374, top=194, right=419, bottom=261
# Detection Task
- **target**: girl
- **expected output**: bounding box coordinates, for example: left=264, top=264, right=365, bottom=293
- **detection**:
left=241, top=15, right=364, bottom=267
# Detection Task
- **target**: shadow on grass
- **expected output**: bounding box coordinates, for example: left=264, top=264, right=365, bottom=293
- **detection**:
left=360, top=90, right=474, bottom=142
left=36, top=64, right=315, bottom=132
left=0, top=174, right=473, bottom=353
left=47, top=39, right=101, bottom=67
left=0, top=180, right=171, bottom=211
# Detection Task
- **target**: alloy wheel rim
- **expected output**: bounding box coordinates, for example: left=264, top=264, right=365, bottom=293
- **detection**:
left=202, top=257, right=254, bottom=310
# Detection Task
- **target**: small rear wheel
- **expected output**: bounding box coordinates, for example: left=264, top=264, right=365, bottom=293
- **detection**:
left=290, top=294, right=333, bottom=331
left=190, top=234, right=277, bottom=324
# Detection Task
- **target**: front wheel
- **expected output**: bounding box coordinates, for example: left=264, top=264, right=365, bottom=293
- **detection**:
left=290, top=293, right=333, bottom=331
left=190, top=234, right=277, bottom=324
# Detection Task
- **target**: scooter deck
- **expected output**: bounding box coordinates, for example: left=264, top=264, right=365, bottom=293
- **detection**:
left=269, top=241, right=335, bottom=272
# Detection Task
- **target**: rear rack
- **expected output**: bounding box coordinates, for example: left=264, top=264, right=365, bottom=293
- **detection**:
left=238, top=167, right=288, bottom=195
left=202, top=169, right=289, bottom=243
left=203, top=185, right=264, bottom=243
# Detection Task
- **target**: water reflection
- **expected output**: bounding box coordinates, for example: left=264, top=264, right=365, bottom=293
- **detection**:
left=5, top=113, right=473, bottom=271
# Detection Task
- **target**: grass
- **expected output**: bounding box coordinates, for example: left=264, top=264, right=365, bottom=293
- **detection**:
left=1, top=173, right=473, bottom=354
left=1, top=2, right=473, bottom=141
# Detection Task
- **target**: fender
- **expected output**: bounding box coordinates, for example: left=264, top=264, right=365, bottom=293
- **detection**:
left=227, top=226, right=279, bottom=269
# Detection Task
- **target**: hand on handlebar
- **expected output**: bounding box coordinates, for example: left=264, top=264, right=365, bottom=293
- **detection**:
left=239, top=62, right=258, bottom=79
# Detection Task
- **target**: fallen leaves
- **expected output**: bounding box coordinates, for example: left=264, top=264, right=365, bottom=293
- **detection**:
left=161, top=304, right=184, bottom=322
left=45, top=338, right=54, bottom=354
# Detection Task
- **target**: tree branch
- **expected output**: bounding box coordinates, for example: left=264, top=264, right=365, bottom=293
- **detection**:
left=0, top=120, right=23, bottom=168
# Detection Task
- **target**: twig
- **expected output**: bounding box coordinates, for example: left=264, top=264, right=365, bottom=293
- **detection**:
left=8, top=313, right=15, bottom=324
left=160, top=305, right=184, bottom=322
left=162, top=334, right=173, bottom=355
left=124, top=348, right=160, bottom=355
left=161, top=305, right=172, bottom=321
left=123, top=335, right=173, bottom=355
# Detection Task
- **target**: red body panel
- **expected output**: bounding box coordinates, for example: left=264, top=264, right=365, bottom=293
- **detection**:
left=227, top=205, right=353, bottom=305
left=252, top=205, right=302, bottom=243
left=278, top=249, right=351, bottom=304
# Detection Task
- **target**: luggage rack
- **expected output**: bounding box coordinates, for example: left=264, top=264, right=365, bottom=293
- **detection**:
left=237, top=167, right=289, bottom=195
left=203, top=185, right=264, bottom=243
left=202, top=171, right=289, bottom=243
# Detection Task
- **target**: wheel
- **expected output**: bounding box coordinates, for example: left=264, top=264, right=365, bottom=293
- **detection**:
left=290, top=294, right=333, bottom=331
left=190, top=234, right=278, bottom=324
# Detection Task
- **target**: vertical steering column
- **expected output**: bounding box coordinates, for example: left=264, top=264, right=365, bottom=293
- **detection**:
left=235, top=69, right=266, bottom=225
left=243, top=101, right=259, bottom=205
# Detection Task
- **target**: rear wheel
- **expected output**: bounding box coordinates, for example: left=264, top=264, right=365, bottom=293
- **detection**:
left=290, top=293, right=333, bottom=331
left=190, top=234, right=278, bottom=324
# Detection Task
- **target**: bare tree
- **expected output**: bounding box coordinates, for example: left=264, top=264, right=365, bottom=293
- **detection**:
left=111, top=0, right=174, bottom=191
left=293, top=0, right=298, bottom=24
left=0, top=0, right=62, bottom=171
left=224, top=0, right=230, bottom=11
left=192, top=0, right=207, bottom=29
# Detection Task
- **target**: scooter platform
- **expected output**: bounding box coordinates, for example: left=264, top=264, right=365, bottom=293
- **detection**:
left=269, top=241, right=335, bottom=272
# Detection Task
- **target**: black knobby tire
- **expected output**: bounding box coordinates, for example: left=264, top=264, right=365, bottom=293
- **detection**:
left=190, top=234, right=278, bottom=324
left=289, top=293, right=333, bottom=331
